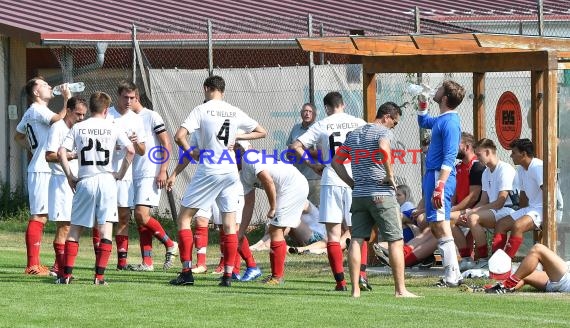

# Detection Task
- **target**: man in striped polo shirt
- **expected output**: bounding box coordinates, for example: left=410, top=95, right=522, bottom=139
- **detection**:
left=332, top=102, right=417, bottom=298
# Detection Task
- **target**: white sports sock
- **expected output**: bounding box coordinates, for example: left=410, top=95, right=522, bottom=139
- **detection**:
left=438, top=237, right=461, bottom=283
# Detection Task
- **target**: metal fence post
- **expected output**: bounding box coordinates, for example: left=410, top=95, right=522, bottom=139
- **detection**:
left=132, top=24, right=137, bottom=83
left=208, top=19, right=213, bottom=77
left=308, top=14, right=315, bottom=105
left=537, top=0, right=544, bottom=36
left=319, top=23, right=325, bottom=65
left=415, top=6, right=427, bottom=176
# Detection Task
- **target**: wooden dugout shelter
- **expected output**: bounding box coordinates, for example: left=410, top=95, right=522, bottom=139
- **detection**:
left=297, top=33, right=570, bottom=252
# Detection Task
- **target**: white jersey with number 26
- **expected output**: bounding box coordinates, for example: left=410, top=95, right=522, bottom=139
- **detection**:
left=181, top=99, right=259, bottom=175
left=62, top=117, right=132, bottom=179
left=297, top=112, right=366, bottom=187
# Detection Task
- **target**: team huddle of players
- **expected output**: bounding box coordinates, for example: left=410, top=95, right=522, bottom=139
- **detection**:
left=16, top=75, right=369, bottom=289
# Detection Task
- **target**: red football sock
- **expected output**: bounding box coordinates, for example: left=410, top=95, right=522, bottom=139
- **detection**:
left=238, top=236, right=257, bottom=268
left=145, top=217, right=174, bottom=248
left=504, top=236, right=523, bottom=258
left=222, top=233, right=238, bottom=278
left=26, top=220, right=44, bottom=267
left=476, top=244, right=489, bottom=259
left=458, top=247, right=472, bottom=258
left=64, top=240, right=79, bottom=278
left=233, top=248, right=241, bottom=274
left=92, top=227, right=100, bottom=254
left=115, top=235, right=129, bottom=267
left=53, top=242, right=65, bottom=277
left=270, top=240, right=287, bottom=278
left=491, top=233, right=508, bottom=253
left=95, top=239, right=112, bottom=280
left=360, top=241, right=368, bottom=278
left=178, top=229, right=193, bottom=272
left=327, top=241, right=345, bottom=285
left=138, top=226, right=154, bottom=266
left=194, top=226, right=209, bottom=267
left=217, top=229, right=225, bottom=269
left=503, top=274, right=521, bottom=289
left=403, top=244, right=413, bottom=257
left=404, top=248, right=418, bottom=267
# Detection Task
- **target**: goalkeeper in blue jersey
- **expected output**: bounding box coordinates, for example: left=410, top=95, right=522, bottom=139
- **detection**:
left=417, top=80, right=466, bottom=287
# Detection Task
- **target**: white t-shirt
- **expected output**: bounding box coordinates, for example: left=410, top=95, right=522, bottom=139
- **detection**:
left=132, top=107, right=167, bottom=179
left=518, top=158, right=543, bottom=208
left=45, top=120, right=78, bottom=176
left=240, top=153, right=305, bottom=196
left=16, top=103, right=55, bottom=173
left=181, top=99, right=259, bottom=175
left=482, top=160, right=516, bottom=204
left=106, top=107, right=146, bottom=178
left=296, top=112, right=366, bottom=186
left=62, top=117, right=131, bottom=179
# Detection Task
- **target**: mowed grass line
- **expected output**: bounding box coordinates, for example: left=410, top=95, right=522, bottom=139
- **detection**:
left=1, top=225, right=570, bottom=327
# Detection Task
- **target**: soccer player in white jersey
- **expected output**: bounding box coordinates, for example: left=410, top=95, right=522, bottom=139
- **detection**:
left=129, top=93, right=178, bottom=271
left=493, top=138, right=543, bottom=259
left=459, top=138, right=516, bottom=268
left=57, top=92, right=135, bottom=285
left=291, top=91, right=366, bottom=291
left=45, top=97, right=88, bottom=278
left=237, top=144, right=310, bottom=285
left=14, top=77, right=70, bottom=275
left=106, top=81, right=146, bottom=270
left=167, top=75, right=266, bottom=287
left=188, top=135, right=261, bottom=281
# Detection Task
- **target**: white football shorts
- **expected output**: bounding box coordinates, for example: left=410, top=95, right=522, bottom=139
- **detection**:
left=116, top=179, right=134, bottom=208
left=491, top=207, right=515, bottom=221
left=28, top=172, right=50, bottom=215
left=269, top=179, right=309, bottom=228
left=71, top=174, right=118, bottom=228
left=511, top=206, right=542, bottom=228
left=181, top=172, right=241, bottom=213
left=134, top=177, right=161, bottom=207
left=319, top=185, right=352, bottom=226
left=194, top=194, right=244, bottom=225
left=48, top=174, right=73, bottom=222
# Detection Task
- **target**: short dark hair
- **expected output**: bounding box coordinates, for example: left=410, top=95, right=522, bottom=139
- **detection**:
left=67, top=96, right=88, bottom=111
left=461, top=132, right=476, bottom=147
left=117, top=80, right=138, bottom=95
left=323, top=92, right=344, bottom=108
left=204, top=75, right=225, bottom=93
left=474, top=138, right=497, bottom=153
left=442, top=80, right=466, bottom=109
left=89, top=92, right=112, bottom=113
left=25, top=76, right=45, bottom=100
left=375, top=101, right=402, bottom=119
left=510, top=138, right=535, bottom=157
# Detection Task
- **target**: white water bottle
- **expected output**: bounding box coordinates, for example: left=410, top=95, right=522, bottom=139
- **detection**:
left=406, top=83, right=434, bottom=97
left=52, top=82, right=85, bottom=96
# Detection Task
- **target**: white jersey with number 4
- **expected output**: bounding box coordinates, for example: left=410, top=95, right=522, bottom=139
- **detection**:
left=297, top=112, right=365, bottom=187
left=62, top=118, right=131, bottom=179
left=106, top=107, right=146, bottom=178
left=46, top=120, right=78, bottom=176
left=132, top=107, right=167, bottom=179
left=16, top=103, right=55, bottom=173
left=181, top=99, right=259, bottom=175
